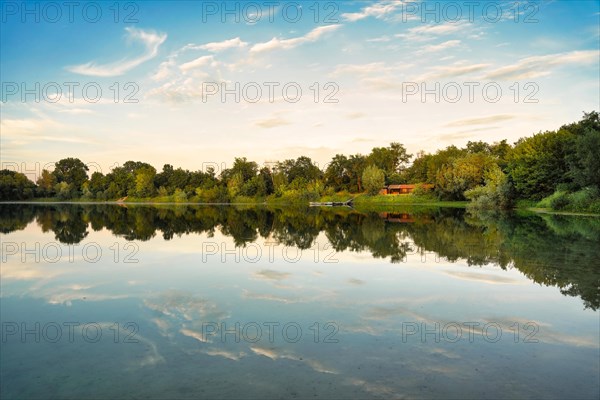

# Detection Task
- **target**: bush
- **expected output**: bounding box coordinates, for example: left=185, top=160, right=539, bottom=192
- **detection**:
left=588, top=200, right=600, bottom=214
left=411, top=183, right=433, bottom=197
left=173, top=188, right=188, bottom=203
left=537, top=191, right=565, bottom=209
left=464, top=166, right=514, bottom=210
left=55, top=182, right=74, bottom=200
left=539, top=187, right=600, bottom=213
left=569, top=187, right=599, bottom=211
left=550, top=192, right=571, bottom=210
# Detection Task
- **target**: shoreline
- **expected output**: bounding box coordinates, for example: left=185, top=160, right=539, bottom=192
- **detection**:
left=2, top=200, right=600, bottom=216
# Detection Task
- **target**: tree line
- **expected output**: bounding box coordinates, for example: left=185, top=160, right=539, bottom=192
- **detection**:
left=1, top=111, right=598, bottom=211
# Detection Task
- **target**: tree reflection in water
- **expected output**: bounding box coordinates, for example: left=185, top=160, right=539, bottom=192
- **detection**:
left=1, top=203, right=598, bottom=310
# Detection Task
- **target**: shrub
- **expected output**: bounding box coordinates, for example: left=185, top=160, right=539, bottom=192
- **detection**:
left=173, top=188, right=188, bottom=203
left=464, top=166, right=514, bottom=210
left=539, top=187, right=600, bottom=213
left=537, top=191, right=563, bottom=209
left=568, top=187, right=599, bottom=211
left=411, top=183, right=433, bottom=197
left=550, top=192, right=570, bottom=210
left=588, top=200, right=600, bottom=214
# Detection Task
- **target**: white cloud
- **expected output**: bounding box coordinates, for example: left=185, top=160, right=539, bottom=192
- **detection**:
left=67, top=28, right=167, bottom=77
left=484, top=50, right=599, bottom=80
left=197, top=37, right=248, bottom=52
left=444, top=114, right=516, bottom=127
left=346, top=112, right=366, bottom=120
left=396, top=22, right=468, bottom=42
left=341, top=1, right=402, bottom=22
left=179, top=55, right=217, bottom=72
left=419, top=40, right=461, bottom=53
left=332, top=62, right=392, bottom=77
left=250, top=25, right=341, bottom=53
left=1, top=118, right=62, bottom=134
left=0, top=118, right=94, bottom=144
left=415, top=62, right=491, bottom=81
left=152, top=58, right=177, bottom=81
left=254, top=116, right=291, bottom=128
left=57, top=108, right=94, bottom=115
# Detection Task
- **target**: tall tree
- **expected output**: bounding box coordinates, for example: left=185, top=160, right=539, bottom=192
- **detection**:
left=52, top=158, right=88, bottom=194
left=324, top=154, right=350, bottom=191
left=0, top=170, right=36, bottom=200
left=36, top=169, right=56, bottom=197
left=508, top=129, right=574, bottom=199
left=362, top=165, right=385, bottom=195
left=367, top=142, right=412, bottom=176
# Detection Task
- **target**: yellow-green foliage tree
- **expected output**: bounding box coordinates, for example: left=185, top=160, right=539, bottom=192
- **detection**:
left=362, top=165, right=385, bottom=195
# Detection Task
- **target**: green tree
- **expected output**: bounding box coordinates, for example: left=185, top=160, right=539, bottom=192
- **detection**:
left=276, top=156, right=321, bottom=184
left=426, top=146, right=466, bottom=184
left=367, top=142, right=412, bottom=177
left=508, top=129, right=574, bottom=199
left=566, top=112, right=600, bottom=189
left=324, top=154, right=350, bottom=191
left=134, top=166, right=157, bottom=197
left=362, top=165, right=385, bottom=195
left=54, top=181, right=73, bottom=200
left=240, top=175, right=267, bottom=197
left=259, top=167, right=275, bottom=195
left=231, top=157, right=259, bottom=182
left=347, top=154, right=367, bottom=192
left=404, top=151, right=432, bottom=183
left=227, top=172, right=244, bottom=198
left=436, top=153, right=498, bottom=200
left=0, top=170, right=36, bottom=200
left=465, top=165, right=514, bottom=210
left=571, top=127, right=600, bottom=188
left=88, top=172, right=106, bottom=198
left=36, top=169, right=56, bottom=197
left=465, top=140, right=492, bottom=154
left=52, top=158, right=88, bottom=194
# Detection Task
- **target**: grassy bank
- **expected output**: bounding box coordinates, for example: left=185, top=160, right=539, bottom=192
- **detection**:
left=8, top=194, right=600, bottom=216
left=351, top=194, right=468, bottom=208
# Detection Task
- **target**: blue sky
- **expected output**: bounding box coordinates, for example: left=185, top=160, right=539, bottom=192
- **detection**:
left=1, top=0, right=599, bottom=174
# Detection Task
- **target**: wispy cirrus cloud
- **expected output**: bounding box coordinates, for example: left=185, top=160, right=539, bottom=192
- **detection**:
left=67, top=27, right=167, bottom=77
left=253, top=116, right=291, bottom=128
left=483, top=50, right=599, bottom=80
left=184, top=37, right=248, bottom=52
left=414, top=62, right=491, bottom=81
left=332, top=62, right=390, bottom=77
left=0, top=118, right=94, bottom=145
left=57, top=108, right=94, bottom=115
left=419, top=40, right=461, bottom=53
left=444, top=114, right=516, bottom=127
left=396, top=22, right=469, bottom=41
left=250, top=25, right=341, bottom=53
left=341, top=1, right=402, bottom=22
left=179, top=55, right=217, bottom=72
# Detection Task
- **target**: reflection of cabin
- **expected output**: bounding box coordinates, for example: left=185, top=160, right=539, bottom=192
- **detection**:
left=379, top=212, right=433, bottom=224
left=379, top=212, right=414, bottom=223
left=379, top=184, right=434, bottom=195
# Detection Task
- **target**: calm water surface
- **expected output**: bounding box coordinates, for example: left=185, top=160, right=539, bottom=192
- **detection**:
left=1, top=204, right=599, bottom=399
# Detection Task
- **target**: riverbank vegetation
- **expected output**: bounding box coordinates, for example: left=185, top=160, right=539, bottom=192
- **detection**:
left=1, top=112, right=598, bottom=213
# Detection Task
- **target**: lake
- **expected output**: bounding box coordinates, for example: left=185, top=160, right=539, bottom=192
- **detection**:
left=1, top=204, right=599, bottom=399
